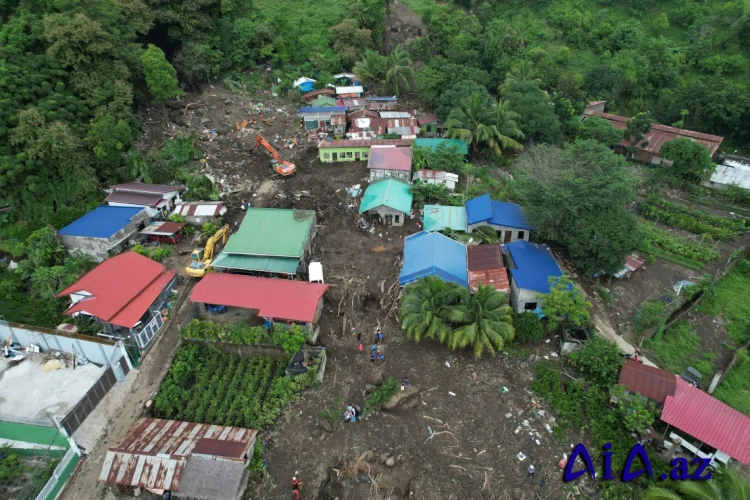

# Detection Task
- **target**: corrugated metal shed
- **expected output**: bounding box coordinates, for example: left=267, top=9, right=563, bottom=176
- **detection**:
left=417, top=114, right=440, bottom=125
left=379, top=111, right=413, bottom=119
left=414, top=138, right=469, bottom=155
left=707, top=161, right=750, bottom=189
left=210, top=253, right=299, bottom=274
left=173, top=201, right=227, bottom=217
left=423, top=205, right=467, bottom=232
left=467, top=244, right=510, bottom=294
left=140, top=221, right=185, bottom=236
left=388, top=126, right=419, bottom=136
left=110, top=183, right=184, bottom=194
left=367, top=146, right=413, bottom=172
left=588, top=111, right=724, bottom=157
left=415, top=170, right=459, bottom=183
left=105, top=191, right=164, bottom=207
left=662, top=378, right=750, bottom=464
left=504, top=241, right=563, bottom=294
left=318, top=139, right=411, bottom=149
left=399, top=231, right=467, bottom=286
left=359, top=178, right=413, bottom=214
left=223, top=208, right=315, bottom=257
left=59, top=206, right=145, bottom=238
left=99, top=418, right=257, bottom=491
left=339, top=99, right=366, bottom=108
left=191, top=273, right=328, bottom=323
left=618, top=360, right=676, bottom=403
left=347, top=109, right=380, bottom=121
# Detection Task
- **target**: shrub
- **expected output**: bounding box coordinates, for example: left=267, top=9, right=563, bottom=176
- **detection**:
left=514, top=312, right=543, bottom=342
left=202, top=222, right=218, bottom=236
left=569, top=336, right=623, bottom=386
left=0, top=446, right=24, bottom=485
left=272, top=325, right=308, bottom=354
left=363, top=377, right=399, bottom=415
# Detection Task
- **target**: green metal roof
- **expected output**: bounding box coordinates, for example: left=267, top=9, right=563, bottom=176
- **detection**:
left=414, top=138, right=469, bottom=155
left=423, top=205, right=467, bottom=232
left=211, top=252, right=300, bottom=274
left=311, top=96, right=337, bottom=107
left=359, top=178, right=413, bottom=215
left=223, top=208, right=315, bottom=257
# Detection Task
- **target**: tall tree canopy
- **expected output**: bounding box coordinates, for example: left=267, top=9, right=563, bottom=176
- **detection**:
left=505, top=81, right=563, bottom=145
left=513, top=140, right=640, bottom=274
left=660, top=138, right=716, bottom=182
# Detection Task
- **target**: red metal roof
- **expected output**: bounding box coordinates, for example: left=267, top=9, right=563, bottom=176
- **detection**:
left=417, top=114, right=440, bottom=126
left=110, top=183, right=185, bottom=194
left=57, top=252, right=176, bottom=328
left=367, top=146, right=413, bottom=171
left=588, top=111, right=724, bottom=157
left=190, top=274, right=329, bottom=323
left=99, top=418, right=257, bottom=490
left=624, top=254, right=645, bottom=272
left=618, top=360, right=676, bottom=403
left=301, top=88, right=335, bottom=101
left=140, top=221, right=185, bottom=236
left=661, top=378, right=750, bottom=464
left=318, top=139, right=412, bottom=149
left=105, top=191, right=164, bottom=207
left=467, top=244, right=510, bottom=293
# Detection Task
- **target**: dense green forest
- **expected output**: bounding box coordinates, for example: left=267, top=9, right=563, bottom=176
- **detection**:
left=0, top=0, right=749, bottom=327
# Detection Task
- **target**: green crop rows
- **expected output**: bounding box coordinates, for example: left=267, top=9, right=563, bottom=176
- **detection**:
left=152, top=344, right=312, bottom=429
left=639, top=197, right=747, bottom=241
left=639, top=222, right=719, bottom=270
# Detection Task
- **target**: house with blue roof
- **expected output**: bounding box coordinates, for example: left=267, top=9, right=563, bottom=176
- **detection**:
left=399, top=232, right=468, bottom=287
left=298, top=106, right=348, bottom=135
left=504, top=241, right=564, bottom=313
left=465, top=194, right=535, bottom=243
left=59, top=206, right=150, bottom=262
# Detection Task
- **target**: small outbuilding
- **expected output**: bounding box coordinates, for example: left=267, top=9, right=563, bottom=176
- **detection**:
left=422, top=205, right=467, bottom=232
left=105, top=183, right=184, bottom=218
left=417, top=114, right=442, bottom=138
left=414, top=169, right=459, bottom=190
left=467, top=244, right=510, bottom=296
left=400, top=231, right=467, bottom=287
left=57, top=252, right=178, bottom=349
left=466, top=195, right=534, bottom=243
left=504, top=241, right=563, bottom=314
left=59, top=206, right=150, bottom=261
left=99, top=417, right=257, bottom=500
left=703, top=156, right=750, bottom=191
left=359, top=178, right=413, bottom=227
left=172, top=201, right=227, bottom=226
left=140, top=221, right=186, bottom=245
left=301, top=88, right=335, bottom=103
left=368, top=146, right=413, bottom=181
left=191, top=273, right=329, bottom=328
left=335, top=85, right=363, bottom=98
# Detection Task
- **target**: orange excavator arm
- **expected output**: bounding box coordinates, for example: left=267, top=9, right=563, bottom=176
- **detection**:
left=255, top=134, right=281, bottom=163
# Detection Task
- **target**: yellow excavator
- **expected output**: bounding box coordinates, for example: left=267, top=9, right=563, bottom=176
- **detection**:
left=254, top=134, right=296, bottom=176
left=185, top=224, right=230, bottom=278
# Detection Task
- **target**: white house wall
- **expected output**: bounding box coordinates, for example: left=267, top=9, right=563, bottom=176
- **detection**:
left=467, top=223, right=530, bottom=242
left=369, top=169, right=410, bottom=182
left=509, top=277, right=544, bottom=314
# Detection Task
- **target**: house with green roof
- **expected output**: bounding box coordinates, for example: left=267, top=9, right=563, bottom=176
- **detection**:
left=359, top=178, right=413, bottom=227
left=212, top=208, right=317, bottom=276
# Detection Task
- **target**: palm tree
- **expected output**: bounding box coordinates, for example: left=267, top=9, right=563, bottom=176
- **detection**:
left=642, top=467, right=749, bottom=500
left=128, top=150, right=152, bottom=183
left=399, top=276, right=461, bottom=344
left=385, top=44, right=414, bottom=96
left=486, top=98, right=524, bottom=155
left=498, top=60, right=541, bottom=95
left=447, top=285, right=515, bottom=358
left=354, top=50, right=386, bottom=91
left=445, top=93, right=496, bottom=152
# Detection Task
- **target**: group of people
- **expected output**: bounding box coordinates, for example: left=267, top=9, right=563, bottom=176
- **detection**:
left=352, top=326, right=386, bottom=362
left=343, top=404, right=362, bottom=423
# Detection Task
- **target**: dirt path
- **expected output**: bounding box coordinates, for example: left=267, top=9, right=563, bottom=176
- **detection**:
left=60, top=280, right=196, bottom=500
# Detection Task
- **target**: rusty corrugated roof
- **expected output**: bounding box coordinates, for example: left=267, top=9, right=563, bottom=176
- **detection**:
left=589, top=111, right=724, bottom=156
left=367, top=146, right=413, bottom=171
left=174, top=201, right=227, bottom=217
left=469, top=269, right=510, bottom=294
left=662, top=378, right=750, bottom=464
left=99, top=418, right=257, bottom=490
left=105, top=191, right=164, bottom=207
left=467, top=244, right=510, bottom=293
left=618, top=359, right=676, bottom=403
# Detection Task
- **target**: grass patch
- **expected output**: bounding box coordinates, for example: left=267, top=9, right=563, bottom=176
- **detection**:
left=643, top=320, right=715, bottom=378
left=713, top=350, right=750, bottom=416
left=363, top=377, right=399, bottom=415
left=698, top=260, right=750, bottom=344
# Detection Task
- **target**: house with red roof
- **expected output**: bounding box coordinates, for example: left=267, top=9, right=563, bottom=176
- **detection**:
left=190, top=274, right=328, bottom=329
left=57, top=252, right=178, bottom=349
left=368, top=146, right=413, bottom=182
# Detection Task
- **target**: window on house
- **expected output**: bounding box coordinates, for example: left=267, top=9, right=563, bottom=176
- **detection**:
left=394, top=214, right=400, bottom=223
left=347, top=152, right=353, bottom=158
left=362, top=152, right=368, bottom=159
left=524, top=302, right=538, bottom=311
left=323, top=153, right=330, bottom=159
left=517, top=231, right=525, bottom=240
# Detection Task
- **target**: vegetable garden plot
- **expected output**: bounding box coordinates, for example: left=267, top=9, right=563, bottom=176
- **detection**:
left=152, top=344, right=292, bottom=428
left=639, top=197, right=748, bottom=241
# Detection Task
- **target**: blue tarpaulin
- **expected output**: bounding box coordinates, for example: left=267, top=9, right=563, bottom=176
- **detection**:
left=399, top=231, right=468, bottom=286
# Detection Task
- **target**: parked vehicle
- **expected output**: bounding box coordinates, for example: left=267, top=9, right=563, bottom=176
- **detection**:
left=207, top=304, right=228, bottom=314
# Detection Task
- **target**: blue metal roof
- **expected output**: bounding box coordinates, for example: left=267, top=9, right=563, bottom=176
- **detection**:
left=465, top=194, right=493, bottom=224
left=60, top=206, right=144, bottom=238
left=465, top=196, right=534, bottom=230
left=367, top=96, right=397, bottom=101
left=504, top=241, right=563, bottom=294
left=399, top=231, right=467, bottom=286
left=298, top=106, right=348, bottom=114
